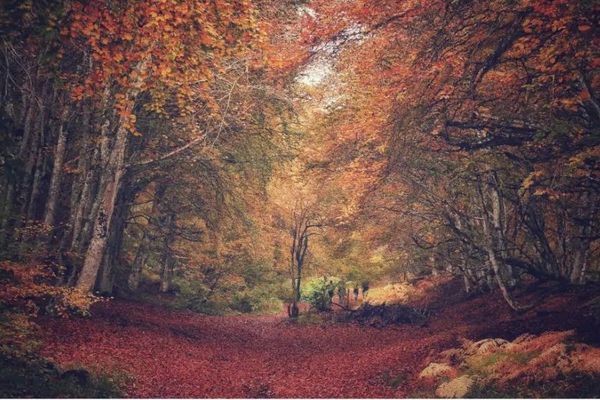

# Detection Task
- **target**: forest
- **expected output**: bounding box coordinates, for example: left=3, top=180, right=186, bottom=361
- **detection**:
left=1, top=0, right=599, bottom=398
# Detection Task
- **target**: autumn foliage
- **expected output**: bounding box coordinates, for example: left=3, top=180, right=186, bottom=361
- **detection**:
left=0, top=0, right=599, bottom=397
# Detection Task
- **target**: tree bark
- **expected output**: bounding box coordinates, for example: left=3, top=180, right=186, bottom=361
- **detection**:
left=95, top=181, right=131, bottom=294
left=76, top=54, right=148, bottom=292
left=44, top=106, right=69, bottom=228
left=159, top=212, right=176, bottom=293
left=76, top=122, right=128, bottom=291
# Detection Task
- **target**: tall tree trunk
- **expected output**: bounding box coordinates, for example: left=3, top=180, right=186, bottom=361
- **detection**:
left=21, top=79, right=50, bottom=222
left=96, top=181, right=131, bottom=294
left=0, top=92, right=36, bottom=246
left=76, top=54, right=148, bottom=292
left=73, top=155, right=101, bottom=253
left=159, top=213, right=176, bottom=293
left=43, top=106, right=69, bottom=228
left=569, top=192, right=596, bottom=284
left=159, top=256, right=174, bottom=293
left=62, top=107, right=94, bottom=252
left=481, top=179, right=532, bottom=313
left=76, top=122, right=128, bottom=291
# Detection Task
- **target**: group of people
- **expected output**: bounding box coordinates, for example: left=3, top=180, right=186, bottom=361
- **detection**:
left=328, top=279, right=370, bottom=307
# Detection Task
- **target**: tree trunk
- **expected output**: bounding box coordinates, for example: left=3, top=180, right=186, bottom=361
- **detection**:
left=482, top=188, right=532, bottom=313
left=44, top=106, right=69, bottom=228
left=0, top=93, right=36, bottom=245
left=159, top=258, right=174, bottom=293
left=76, top=123, right=128, bottom=292
left=76, top=55, right=148, bottom=292
left=95, top=181, right=131, bottom=294
left=159, top=212, right=176, bottom=293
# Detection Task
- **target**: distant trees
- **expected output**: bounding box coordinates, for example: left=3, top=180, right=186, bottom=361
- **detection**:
left=0, top=0, right=295, bottom=301
left=302, top=0, right=600, bottom=309
left=2, top=0, right=597, bottom=316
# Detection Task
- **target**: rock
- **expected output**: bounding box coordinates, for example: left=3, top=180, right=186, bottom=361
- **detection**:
left=419, top=362, right=455, bottom=379
left=435, top=375, right=474, bottom=398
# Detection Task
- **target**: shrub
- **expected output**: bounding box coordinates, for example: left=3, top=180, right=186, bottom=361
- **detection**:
left=301, top=276, right=339, bottom=312
left=0, top=351, right=125, bottom=398
left=0, top=261, right=98, bottom=357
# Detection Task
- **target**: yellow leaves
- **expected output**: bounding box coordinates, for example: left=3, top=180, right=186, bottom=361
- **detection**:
left=567, top=154, right=584, bottom=169
left=533, top=188, right=560, bottom=201
left=521, top=170, right=543, bottom=191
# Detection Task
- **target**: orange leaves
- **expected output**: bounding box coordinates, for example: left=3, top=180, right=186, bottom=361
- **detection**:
left=0, top=261, right=98, bottom=318
left=156, top=64, right=172, bottom=78
left=54, top=0, right=261, bottom=147
left=62, top=0, right=258, bottom=105
left=112, top=51, right=124, bottom=63
left=199, top=31, right=213, bottom=47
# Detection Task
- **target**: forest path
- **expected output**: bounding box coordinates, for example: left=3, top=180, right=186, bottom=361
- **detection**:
left=38, top=283, right=589, bottom=398
left=39, top=300, right=455, bottom=397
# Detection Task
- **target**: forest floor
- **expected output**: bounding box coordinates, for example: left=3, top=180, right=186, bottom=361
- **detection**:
left=38, top=278, right=599, bottom=398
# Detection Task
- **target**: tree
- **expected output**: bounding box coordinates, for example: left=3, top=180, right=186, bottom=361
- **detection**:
left=287, top=201, right=322, bottom=318
left=296, top=0, right=600, bottom=309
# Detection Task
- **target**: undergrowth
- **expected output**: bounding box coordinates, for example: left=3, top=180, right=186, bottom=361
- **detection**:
left=466, top=372, right=600, bottom=398
left=0, top=350, right=125, bottom=398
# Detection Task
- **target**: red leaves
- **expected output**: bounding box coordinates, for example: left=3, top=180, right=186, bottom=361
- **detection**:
left=39, top=300, right=423, bottom=397
left=37, top=279, right=592, bottom=397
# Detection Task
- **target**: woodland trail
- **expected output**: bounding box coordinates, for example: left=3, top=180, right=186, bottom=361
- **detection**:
left=38, top=281, right=593, bottom=398
left=40, top=300, right=447, bottom=397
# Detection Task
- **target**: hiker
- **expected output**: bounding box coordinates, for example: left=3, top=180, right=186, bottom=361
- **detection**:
left=361, top=281, right=370, bottom=299
left=337, top=280, right=346, bottom=306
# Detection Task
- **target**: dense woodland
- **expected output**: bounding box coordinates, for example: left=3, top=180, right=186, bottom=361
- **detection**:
left=1, top=0, right=599, bottom=397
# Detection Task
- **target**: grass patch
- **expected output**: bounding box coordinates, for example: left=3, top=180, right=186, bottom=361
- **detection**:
left=464, top=350, right=540, bottom=375
left=509, top=350, right=540, bottom=365
left=464, top=352, right=510, bottom=375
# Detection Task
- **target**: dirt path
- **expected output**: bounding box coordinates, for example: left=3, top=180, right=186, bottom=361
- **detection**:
left=38, top=281, right=593, bottom=398
left=39, top=300, right=457, bottom=397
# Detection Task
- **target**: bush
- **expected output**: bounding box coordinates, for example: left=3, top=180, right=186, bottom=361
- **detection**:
left=0, top=261, right=116, bottom=397
left=231, top=287, right=283, bottom=314
left=0, top=261, right=99, bottom=358
left=171, top=278, right=225, bottom=315
left=0, top=351, right=125, bottom=398
left=466, top=372, right=600, bottom=398
left=302, top=276, right=339, bottom=312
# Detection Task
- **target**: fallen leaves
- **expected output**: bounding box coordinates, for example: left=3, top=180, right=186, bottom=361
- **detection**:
left=37, top=278, right=595, bottom=397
